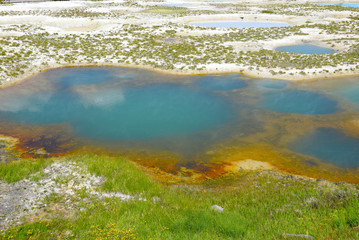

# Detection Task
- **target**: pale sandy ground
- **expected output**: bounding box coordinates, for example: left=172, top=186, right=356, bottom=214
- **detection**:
left=0, top=0, right=358, bottom=87
left=3, top=58, right=358, bottom=90
left=225, top=159, right=274, bottom=172
left=183, top=13, right=309, bottom=25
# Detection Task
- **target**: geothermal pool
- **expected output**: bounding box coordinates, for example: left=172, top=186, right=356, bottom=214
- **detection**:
left=275, top=44, right=336, bottom=54
left=316, top=3, right=359, bottom=8
left=162, top=3, right=189, bottom=7
left=1, top=67, right=359, bottom=182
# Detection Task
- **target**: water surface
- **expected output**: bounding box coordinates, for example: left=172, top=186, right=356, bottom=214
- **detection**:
left=334, top=83, right=359, bottom=110
left=0, top=69, right=234, bottom=140
left=316, top=3, right=359, bottom=7
left=163, top=3, right=188, bottom=7
left=289, top=128, right=359, bottom=168
left=73, top=84, right=234, bottom=140
left=1, top=67, right=359, bottom=182
left=275, top=44, right=336, bottom=54
left=257, top=79, right=287, bottom=90
left=260, top=89, right=338, bottom=114
left=195, top=75, right=247, bottom=91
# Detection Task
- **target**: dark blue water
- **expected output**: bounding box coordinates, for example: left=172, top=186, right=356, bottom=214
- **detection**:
left=195, top=75, right=247, bottom=91
left=190, top=21, right=292, bottom=28
left=260, top=89, right=338, bottom=114
left=335, top=83, right=359, bottom=109
left=289, top=128, right=359, bottom=168
left=275, top=44, right=336, bottom=54
left=316, top=3, right=359, bottom=7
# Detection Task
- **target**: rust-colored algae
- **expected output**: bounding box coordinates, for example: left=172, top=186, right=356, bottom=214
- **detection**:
left=1, top=115, right=359, bottom=184
left=210, top=144, right=359, bottom=184
left=1, top=69, right=359, bottom=184
left=0, top=122, right=78, bottom=159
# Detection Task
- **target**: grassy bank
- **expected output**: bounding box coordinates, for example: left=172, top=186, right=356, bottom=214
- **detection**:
left=1, top=154, right=359, bottom=239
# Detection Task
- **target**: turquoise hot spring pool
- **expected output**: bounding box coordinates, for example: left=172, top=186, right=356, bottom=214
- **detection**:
left=0, top=67, right=359, bottom=182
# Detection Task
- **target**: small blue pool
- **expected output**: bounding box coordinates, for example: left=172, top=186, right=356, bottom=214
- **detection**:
left=316, top=3, right=359, bottom=8
left=275, top=43, right=336, bottom=54
left=162, top=3, right=188, bottom=7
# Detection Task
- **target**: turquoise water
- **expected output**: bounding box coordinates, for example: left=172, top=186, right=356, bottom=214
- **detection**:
left=190, top=21, right=292, bottom=28
left=195, top=75, right=247, bottom=91
left=258, top=79, right=287, bottom=90
left=289, top=128, right=359, bottom=168
left=260, top=90, right=338, bottom=114
left=0, top=71, right=233, bottom=140
left=1, top=67, right=359, bottom=177
left=58, top=68, right=120, bottom=87
left=74, top=84, right=234, bottom=140
left=275, top=44, right=336, bottom=54
left=335, top=83, right=359, bottom=110
left=316, top=3, right=359, bottom=7
left=163, top=3, right=188, bottom=7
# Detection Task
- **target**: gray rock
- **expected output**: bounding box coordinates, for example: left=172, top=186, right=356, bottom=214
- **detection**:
left=210, top=205, right=224, bottom=212
left=283, top=233, right=315, bottom=239
left=151, top=196, right=161, bottom=203
left=0, top=161, right=144, bottom=230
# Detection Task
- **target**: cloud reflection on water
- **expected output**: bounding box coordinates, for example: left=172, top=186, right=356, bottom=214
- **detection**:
left=71, top=84, right=125, bottom=108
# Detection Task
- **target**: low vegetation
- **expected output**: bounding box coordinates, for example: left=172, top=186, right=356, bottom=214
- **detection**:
left=0, top=18, right=358, bottom=83
left=0, top=158, right=51, bottom=183
left=1, top=154, right=359, bottom=239
left=0, top=2, right=358, bottom=83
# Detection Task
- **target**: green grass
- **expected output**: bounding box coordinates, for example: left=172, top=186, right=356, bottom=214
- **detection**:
left=261, top=10, right=274, bottom=14
left=70, top=154, right=162, bottom=196
left=0, top=158, right=52, bottom=183
left=1, top=154, right=359, bottom=239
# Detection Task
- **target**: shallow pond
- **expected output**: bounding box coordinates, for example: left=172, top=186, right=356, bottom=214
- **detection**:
left=257, top=79, right=287, bottom=89
left=289, top=128, right=359, bottom=169
left=162, top=3, right=188, bottom=7
left=189, top=21, right=292, bottom=28
left=195, top=75, right=247, bottom=91
left=316, top=3, right=359, bottom=7
left=275, top=43, right=336, bottom=54
left=260, top=89, right=338, bottom=114
left=1, top=67, right=359, bottom=182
